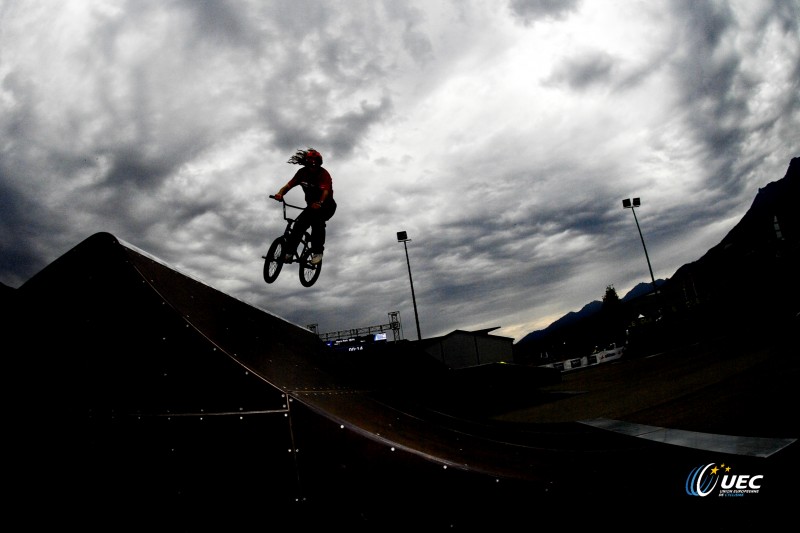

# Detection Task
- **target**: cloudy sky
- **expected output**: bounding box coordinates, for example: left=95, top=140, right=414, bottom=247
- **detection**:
left=1, top=0, right=798, bottom=342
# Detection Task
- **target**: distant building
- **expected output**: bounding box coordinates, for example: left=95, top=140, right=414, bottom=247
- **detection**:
left=414, top=327, right=513, bottom=369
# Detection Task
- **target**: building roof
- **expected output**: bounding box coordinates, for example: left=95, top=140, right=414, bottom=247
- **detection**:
left=415, top=327, right=513, bottom=346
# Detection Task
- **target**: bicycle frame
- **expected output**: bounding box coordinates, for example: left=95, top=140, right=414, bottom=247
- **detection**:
left=274, top=196, right=309, bottom=260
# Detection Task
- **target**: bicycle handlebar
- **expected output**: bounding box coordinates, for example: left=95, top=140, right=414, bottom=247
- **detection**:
left=269, top=195, right=306, bottom=211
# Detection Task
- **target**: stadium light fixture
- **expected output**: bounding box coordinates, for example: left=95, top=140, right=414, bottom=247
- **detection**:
left=397, top=231, right=422, bottom=341
left=622, top=197, right=658, bottom=296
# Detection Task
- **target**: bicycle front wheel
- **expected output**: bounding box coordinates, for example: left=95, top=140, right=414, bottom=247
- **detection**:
left=299, top=248, right=322, bottom=287
left=263, top=237, right=284, bottom=283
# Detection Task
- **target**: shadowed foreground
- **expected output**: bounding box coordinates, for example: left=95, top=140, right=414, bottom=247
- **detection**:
left=5, top=232, right=797, bottom=529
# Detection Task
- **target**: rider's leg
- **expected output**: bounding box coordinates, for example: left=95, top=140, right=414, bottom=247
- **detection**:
left=309, top=219, right=326, bottom=254
left=309, top=201, right=336, bottom=254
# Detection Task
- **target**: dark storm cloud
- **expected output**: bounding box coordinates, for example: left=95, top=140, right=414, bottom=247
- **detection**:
left=667, top=0, right=800, bottom=201
left=177, top=0, right=256, bottom=48
left=247, top=3, right=406, bottom=158
left=382, top=1, right=435, bottom=65
left=508, top=0, right=582, bottom=24
left=103, top=147, right=185, bottom=189
left=545, top=52, right=616, bottom=91
left=327, top=96, right=394, bottom=158
left=0, top=176, right=43, bottom=286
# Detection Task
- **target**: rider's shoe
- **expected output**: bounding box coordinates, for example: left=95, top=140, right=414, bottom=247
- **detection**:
left=283, top=254, right=292, bottom=263
left=311, top=253, right=323, bottom=265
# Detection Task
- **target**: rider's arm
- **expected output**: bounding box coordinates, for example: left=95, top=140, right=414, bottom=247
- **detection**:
left=312, top=189, right=329, bottom=208
left=274, top=179, right=296, bottom=200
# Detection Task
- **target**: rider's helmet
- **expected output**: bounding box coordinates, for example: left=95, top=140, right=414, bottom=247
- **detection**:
left=288, top=148, right=323, bottom=166
left=305, top=149, right=323, bottom=166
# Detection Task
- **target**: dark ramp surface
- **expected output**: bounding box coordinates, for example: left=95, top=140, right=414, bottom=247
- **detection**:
left=6, top=232, right=797, bottom=530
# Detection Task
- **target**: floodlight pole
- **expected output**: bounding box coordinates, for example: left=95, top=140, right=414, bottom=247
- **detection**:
left=397, top=231, right=422, bottom=341
left=622, top=198, right=658, bottom=296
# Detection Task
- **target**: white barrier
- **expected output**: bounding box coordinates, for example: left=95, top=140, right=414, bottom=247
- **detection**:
left=541, top=345, right=625, bottom=372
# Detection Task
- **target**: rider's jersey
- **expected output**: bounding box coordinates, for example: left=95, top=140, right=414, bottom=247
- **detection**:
left=287, top=166, right=334, bottom=206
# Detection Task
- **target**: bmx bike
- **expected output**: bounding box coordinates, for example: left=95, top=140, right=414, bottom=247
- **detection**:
left=263, top=195, right=322, bottom=287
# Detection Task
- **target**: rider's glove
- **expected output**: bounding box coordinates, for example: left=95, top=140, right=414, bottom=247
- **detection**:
left=274, top=193, right=283, bottom=201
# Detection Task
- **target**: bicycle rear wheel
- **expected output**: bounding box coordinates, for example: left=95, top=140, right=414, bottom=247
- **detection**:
left=263, top=237, right=284, bottom=283
left=298, top=248, right=322, bottom=287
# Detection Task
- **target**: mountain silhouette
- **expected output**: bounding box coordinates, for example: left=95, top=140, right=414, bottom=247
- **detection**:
left=517, top=279, right=667, bottom=346
left=515, top=156, right=799, bottom=362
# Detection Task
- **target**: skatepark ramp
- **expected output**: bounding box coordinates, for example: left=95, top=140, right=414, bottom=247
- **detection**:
left=5, top=232, right=554, bottom=528
left=5, top=232, right=796, bottom=529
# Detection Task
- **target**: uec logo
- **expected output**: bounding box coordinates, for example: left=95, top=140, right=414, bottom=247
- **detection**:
left=686, top=463, right=719, bottom=497
left=686, top=463, right=764, bottom=497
